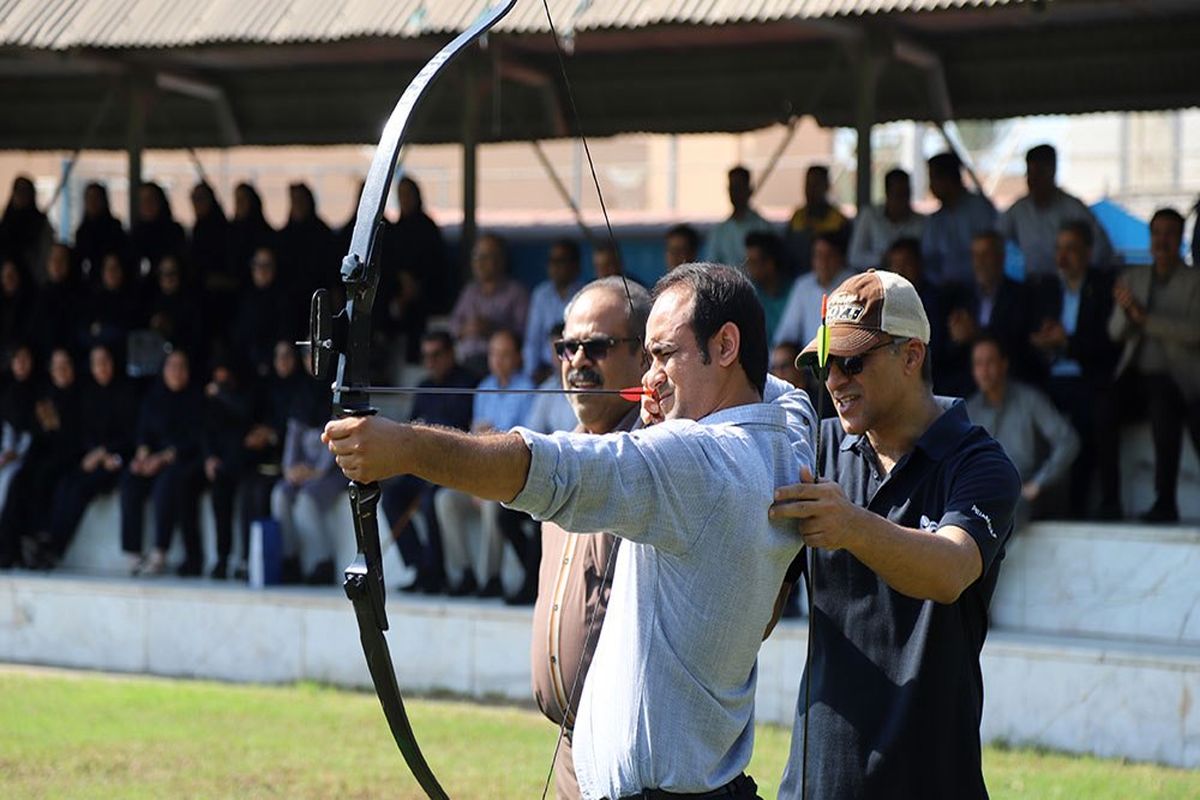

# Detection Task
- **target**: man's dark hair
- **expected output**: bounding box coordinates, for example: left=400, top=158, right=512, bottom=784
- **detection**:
left=728, top=165, right=751, bottom=183
left=806, top=164, right=830, bottom=182
left=927, top=152, right=963, bottom=183
left=666, top=224, right=700, bottom=254
left=421, top=330, right=455, bottom=352
left=1026, top=144, right=1057, bottom=165
left=1058, top=219, right=1094, bottom=250
left=972, top=229, right=1005, bottom=252
left=593, top=240, right=622, bottom=265
left=652, top=263, right=768, bottom=397
left=972, top=331, right=1007, bottom=360
left=490, top=327, right=522, bottom=353
left=551, top=238, right=581, bottom=266
left=884, top=168, right=910, bottom=192
left=744, top=231, right=786, bottom=268
left=814, top=231, right=848, bottom=258
left=886, top=236, right=922, bottom=264
left=1150, top=207, right=1185, bottom=236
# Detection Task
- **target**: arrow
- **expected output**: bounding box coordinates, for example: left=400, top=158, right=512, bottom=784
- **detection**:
left=330, top=385, right=652, bottom=403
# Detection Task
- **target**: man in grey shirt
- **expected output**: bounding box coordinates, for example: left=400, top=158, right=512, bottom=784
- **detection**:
left=324, top=264, right=814, bottom=800
left=965, top=334, right=1080, bottom=525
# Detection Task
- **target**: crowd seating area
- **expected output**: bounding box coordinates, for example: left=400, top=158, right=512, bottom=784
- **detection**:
left=0, top=146, right=1197, bottom=602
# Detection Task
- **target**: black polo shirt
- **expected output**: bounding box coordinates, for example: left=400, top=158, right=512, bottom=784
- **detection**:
left=779, top=399, right=1020, bottom=800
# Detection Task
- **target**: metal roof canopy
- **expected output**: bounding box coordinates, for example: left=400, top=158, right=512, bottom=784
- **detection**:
left=1, top=0, right=1199, bottom=153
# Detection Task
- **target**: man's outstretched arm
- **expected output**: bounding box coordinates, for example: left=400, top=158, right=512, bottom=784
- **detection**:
left=323, top=416, right=531, bottom=502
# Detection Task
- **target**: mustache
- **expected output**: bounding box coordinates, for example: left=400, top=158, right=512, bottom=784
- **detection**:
left=566, top=367, right=604, bottom=387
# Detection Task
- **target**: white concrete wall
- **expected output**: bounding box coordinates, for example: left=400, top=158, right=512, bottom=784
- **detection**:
left=2, top=572, right=1198, bottom=768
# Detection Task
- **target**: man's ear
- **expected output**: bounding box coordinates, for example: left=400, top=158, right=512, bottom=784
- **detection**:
left=713, top=321, right=741, bottom=369
left=905, top=340, right=926, bottom=377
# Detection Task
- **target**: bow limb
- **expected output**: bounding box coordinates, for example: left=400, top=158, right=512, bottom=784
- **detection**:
left=329, top=3, right=518, bottom=798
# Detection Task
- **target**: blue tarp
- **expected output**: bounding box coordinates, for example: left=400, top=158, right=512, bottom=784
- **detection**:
left=1091, top=198, right=1151, bottom=266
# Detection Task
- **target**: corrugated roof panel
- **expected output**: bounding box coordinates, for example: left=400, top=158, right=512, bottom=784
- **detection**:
left=0, top=0, right=1027, bottom=50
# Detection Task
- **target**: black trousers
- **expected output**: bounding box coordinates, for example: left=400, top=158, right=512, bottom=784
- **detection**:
left=208, top=463, right=240, bottom=563
left=498, top=506, right=540, bottom=581
left=47, top=466, right=121, bottom=557
left=382, top=475, right=445, bottom=583
left=119, top=460, right=203, bottom=561
left=0, top=447, right=76, bottom=559
left=238, top=469, right=278, bottom=560
left=1047, top=375, right=1105, bottom=514
left=1097, top=370, right=1200, bottom=511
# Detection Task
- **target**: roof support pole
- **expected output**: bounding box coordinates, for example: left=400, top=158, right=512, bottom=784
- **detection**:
left=126, top=78, right=154, bottom=226
left=853, top=45, right=883, bottom=214
left=461, top=50, right=481, bottom=278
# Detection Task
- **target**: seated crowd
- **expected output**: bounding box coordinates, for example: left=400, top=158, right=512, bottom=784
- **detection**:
left=0, top=143, right=1195, bottom=596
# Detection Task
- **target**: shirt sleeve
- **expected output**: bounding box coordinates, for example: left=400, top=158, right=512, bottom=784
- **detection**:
left=1027, top=387, right=1081, bottom=489
left=505, top=421, right=725, bottom=555
left=937, top=443, right=1022, bottom=574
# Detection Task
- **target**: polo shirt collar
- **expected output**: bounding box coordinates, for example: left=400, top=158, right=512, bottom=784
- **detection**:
left=837, top=396, right=969, bottom=461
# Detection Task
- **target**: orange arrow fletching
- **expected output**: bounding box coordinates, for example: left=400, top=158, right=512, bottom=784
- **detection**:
left=619, top=386, right=648, bottom=402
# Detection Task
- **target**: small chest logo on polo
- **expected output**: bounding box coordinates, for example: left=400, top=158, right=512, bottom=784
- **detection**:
left=827, top=293, right=866, bottom=323
left=972, top=504, right=997, bottom=538
left=919, top=514, right=939, bottom=533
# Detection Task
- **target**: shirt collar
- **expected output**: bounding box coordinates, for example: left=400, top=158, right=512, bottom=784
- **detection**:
left=838, top=396, right=970, bottom=461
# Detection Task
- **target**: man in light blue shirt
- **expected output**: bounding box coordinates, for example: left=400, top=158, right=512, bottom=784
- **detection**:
left=704, top=165, right=776, bottom=268
left=922, top=152, right=998, bottom=287
left=525, top=239, right=584, bottom=382
left=436, top=328, right=537, bottom=597
left=774, top=233, right=857, bottom=348
left=325, top=264, right=815, bottom=800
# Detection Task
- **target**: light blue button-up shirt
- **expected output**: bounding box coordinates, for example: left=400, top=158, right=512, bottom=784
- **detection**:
left=507, top=382, right=813, bottom=800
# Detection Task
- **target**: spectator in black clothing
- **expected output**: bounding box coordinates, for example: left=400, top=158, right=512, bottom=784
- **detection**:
left=0, top=344, right=38, bottom=568
left=81, top=252, right=141, bottom=361
left=0, top=348, right=82, bottom=568
left=229, top=182, right=276, bottom=286
left=146, top=255, right=205, bottom=361
left=238, top=341, right=303, bottom=567
left=1030, top=221, right=1120, bottom=516
left=120, top=350, right=205, bottom=576
left=189, top=182, right=236, bottom=337
left=381, top=331, right=476, bottom=594
left=202, top=358, right=252, bottom=579
left=31, top=244, right=85, bottom=361
left=378, top=177, right=452, bottom=361
left=233, top=247, right=293, bottom=379
left=940, top=231, right=1038, bottom=396
left=0, top=176, right=53, bottom=282
left=0, top=259, right=34, bottom=351
left=44, top=344, right=135, bottom=567
left=278, top=182, right=337, bottom=322
left=74, top=182, right=128, bottom=285
left=131, top=182, right=185, bottom=280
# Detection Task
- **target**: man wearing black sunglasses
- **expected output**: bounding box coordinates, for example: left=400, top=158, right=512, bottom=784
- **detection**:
left=770, top=269, right=1020, bottom=800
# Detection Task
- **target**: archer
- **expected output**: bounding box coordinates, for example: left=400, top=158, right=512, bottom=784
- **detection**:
left=325, top=263, right=815, bottom=800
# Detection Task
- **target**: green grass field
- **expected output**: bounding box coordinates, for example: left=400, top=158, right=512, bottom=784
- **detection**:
left=1, top=667, right=1197, bottom=799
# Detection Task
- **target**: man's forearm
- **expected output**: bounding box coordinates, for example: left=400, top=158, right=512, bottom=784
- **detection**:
left=396, top=424, right=532, bottom=503
left=844, top=512, right=981, bottom=604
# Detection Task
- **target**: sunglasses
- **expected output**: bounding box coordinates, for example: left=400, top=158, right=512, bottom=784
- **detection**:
left=553, top=336, right=640, bottom=362
left=807, top=338, right=908, bottom=378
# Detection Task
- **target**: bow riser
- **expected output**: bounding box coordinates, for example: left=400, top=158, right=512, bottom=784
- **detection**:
left=324, top=3, right=519, bottom=798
